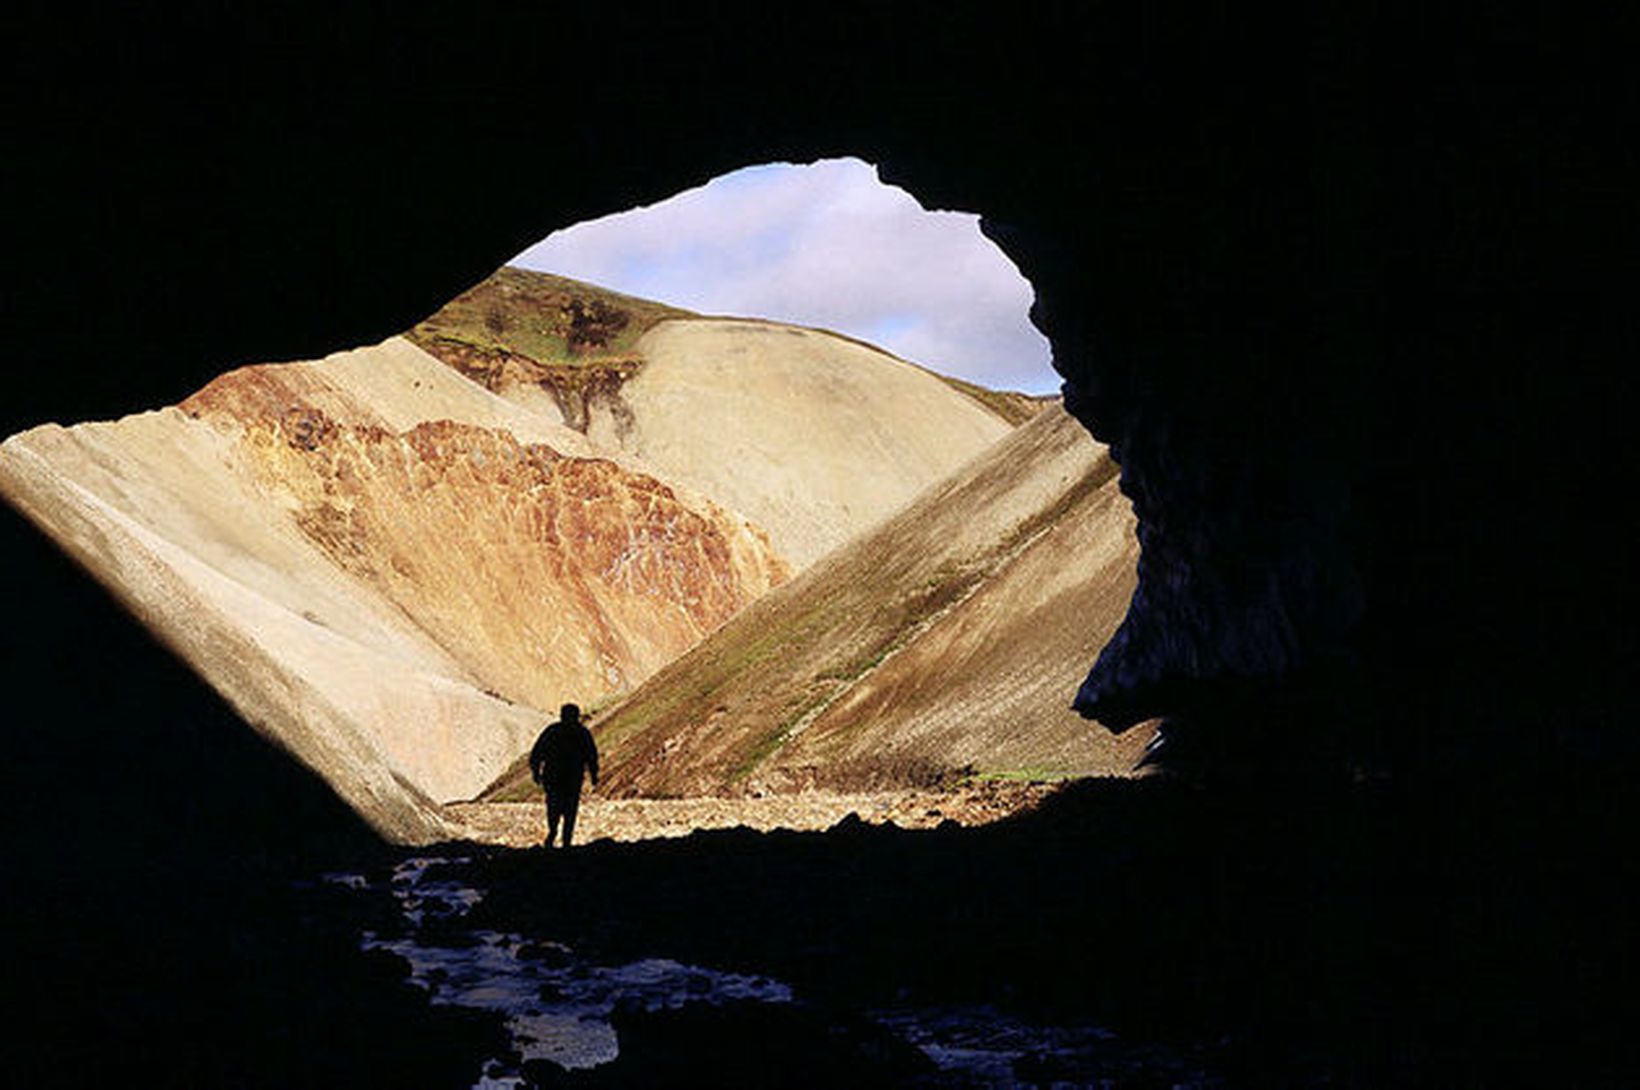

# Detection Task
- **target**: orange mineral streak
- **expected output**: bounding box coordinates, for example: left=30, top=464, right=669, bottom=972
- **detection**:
left=184, top=366, right=789, bottom=713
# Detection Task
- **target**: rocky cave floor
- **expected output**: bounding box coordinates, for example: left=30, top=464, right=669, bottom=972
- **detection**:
left=320, top=779, right=1246, bottom=1089
left=298, top=772, right=1636, bottom=1088
left=11, top=774, right=1633, bottom=1087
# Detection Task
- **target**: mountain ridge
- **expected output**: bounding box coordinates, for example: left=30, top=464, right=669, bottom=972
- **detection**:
left=408, top=266, right=1049, bottom=433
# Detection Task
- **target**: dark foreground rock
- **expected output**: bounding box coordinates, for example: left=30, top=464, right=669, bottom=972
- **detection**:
left=2, top=864, right=511, bottom=1088
left=520, top=998, right=936, bottom=1088
left=6, top=768, right=1634, bottom=1086
left=456, top=774, right=1639, bottom=1087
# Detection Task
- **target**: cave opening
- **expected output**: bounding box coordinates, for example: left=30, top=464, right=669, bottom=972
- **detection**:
left=371, top=154, right=1155, bottom=813
left=9, top=6, right=1630, bottom=1082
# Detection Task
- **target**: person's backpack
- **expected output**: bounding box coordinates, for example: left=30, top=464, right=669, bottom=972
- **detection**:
left=531, top=724, right=562, bottom=784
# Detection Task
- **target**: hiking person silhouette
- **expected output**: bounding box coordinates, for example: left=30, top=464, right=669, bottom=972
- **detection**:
left=530, top=702, right=599, bottom=848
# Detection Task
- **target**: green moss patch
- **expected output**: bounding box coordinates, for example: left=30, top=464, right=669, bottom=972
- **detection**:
left=405, top=266, right=694, bottom=377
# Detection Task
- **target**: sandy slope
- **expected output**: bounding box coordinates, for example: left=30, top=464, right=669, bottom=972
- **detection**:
left=776, top=414, right=1147, bottom=777
left=487, top=407, right=1151, bottom=801
left=585, top=318, right=1016, bottom=568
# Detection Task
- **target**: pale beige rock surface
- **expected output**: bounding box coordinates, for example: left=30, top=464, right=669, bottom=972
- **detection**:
left=0, top=423, right=463, bottom=842
left=587, top=318, right=1016, bottom=568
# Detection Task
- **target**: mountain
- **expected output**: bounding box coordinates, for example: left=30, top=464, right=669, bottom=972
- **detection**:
left=484, top=405, right=1154, bottom=802
left=407, top=268, right=1024, bottom=568
left=0, top=270, right=1024, bottom=842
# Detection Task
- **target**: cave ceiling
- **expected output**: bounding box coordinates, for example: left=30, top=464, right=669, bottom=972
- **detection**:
left=8, top=7, right=1629, bottom=777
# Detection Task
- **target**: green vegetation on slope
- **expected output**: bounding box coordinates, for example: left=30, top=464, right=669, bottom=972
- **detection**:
left=404, top=266, right=695, bottom=390
left=932, top=374, right=1055, bottom=426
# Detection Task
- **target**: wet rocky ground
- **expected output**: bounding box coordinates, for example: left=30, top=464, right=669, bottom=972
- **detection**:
left=316, top=795, right=1228, bottom=1088
left=355, top=771, right=1638, bottom=1087
left=10, top=772, right=1634, bottom=1086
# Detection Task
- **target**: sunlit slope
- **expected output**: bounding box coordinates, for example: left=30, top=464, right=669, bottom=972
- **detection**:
left=592, top=318, right=1018, bottom=568
left=0, top=337, right=786, bottom=840
left=410, top=269, right=1023, bottom=568
left=485, top=407, right=1153, bottom=801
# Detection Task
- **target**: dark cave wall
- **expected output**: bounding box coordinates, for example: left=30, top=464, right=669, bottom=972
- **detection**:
left=5, top=6, right=1630, bottom=821
left=4, top=9, right=1632, bottom=1085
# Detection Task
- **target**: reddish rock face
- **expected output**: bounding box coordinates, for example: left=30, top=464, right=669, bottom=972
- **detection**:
left=0, top=335, right=794, bottom=838
left=190, top=378, right=789, bottom=712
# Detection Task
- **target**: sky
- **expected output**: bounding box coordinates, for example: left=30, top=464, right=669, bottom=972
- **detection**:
left=510, top=158, right=1058, bottom=395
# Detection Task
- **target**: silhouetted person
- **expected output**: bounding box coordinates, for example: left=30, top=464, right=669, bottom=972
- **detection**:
left=530, top=703, right=599, bottom=848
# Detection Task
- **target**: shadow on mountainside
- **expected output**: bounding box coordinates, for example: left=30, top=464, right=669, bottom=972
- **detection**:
left=0, top=507, right=508, bottom=1088
left=450, top=772, right=1637, bottom=1088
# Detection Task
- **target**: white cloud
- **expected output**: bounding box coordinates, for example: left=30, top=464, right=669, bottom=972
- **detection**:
left=509, top=158, right=1057, bottom=394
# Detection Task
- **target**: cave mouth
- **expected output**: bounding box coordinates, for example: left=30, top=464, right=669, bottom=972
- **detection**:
left=382, top=155, right=1155, bottom=823
left=0, top=150, right=1152, bottom=850
left=12, top=12, right=1632, bottom=1085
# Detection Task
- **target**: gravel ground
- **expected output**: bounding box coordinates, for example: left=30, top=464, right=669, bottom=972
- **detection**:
left=446, top=780, right=1063, bottom=847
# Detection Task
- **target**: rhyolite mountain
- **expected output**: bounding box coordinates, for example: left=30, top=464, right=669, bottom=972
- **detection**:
left=0, top=269, right=1029, bottom=841
left=405, top=268, right=1041, bottom=566
left=485, top=403, right=1155, bottom=802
